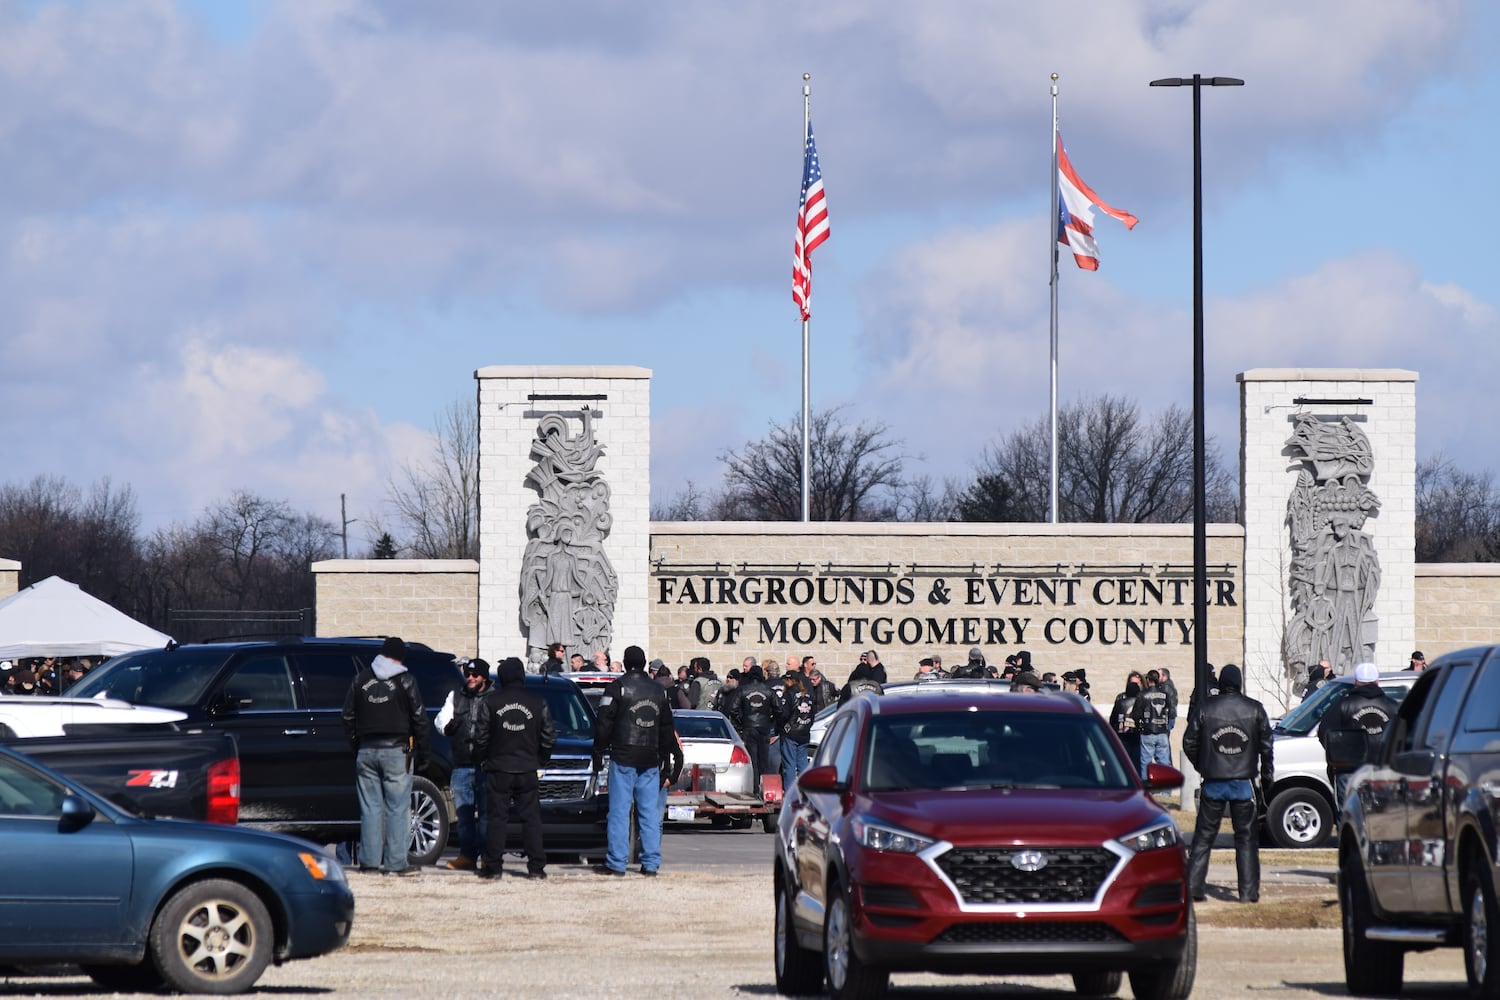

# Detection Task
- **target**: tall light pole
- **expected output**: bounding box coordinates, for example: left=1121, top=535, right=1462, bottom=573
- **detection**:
left=1149, top=74, right=1243, bottom=704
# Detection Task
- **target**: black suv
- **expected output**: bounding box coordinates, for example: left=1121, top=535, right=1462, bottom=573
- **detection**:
left=64, top=637, right=462, bottom=865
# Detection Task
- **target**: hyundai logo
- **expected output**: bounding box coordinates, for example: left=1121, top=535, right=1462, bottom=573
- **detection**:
left=1011, top=850, right=1048, bottom=872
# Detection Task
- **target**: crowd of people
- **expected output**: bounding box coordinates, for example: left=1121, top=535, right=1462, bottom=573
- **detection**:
left=0, top=655, right=98, bottom=695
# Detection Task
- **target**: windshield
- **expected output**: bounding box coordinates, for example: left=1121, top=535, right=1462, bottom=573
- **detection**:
left=1276, top=682, right=1346, bottom=735
left=676, top=715, right=734, bottom=741
left=65, top=649, right=230, bottom=709
left=535, top=684, right=596, bottom=741
left=861, top=710, right=1133, bottom=792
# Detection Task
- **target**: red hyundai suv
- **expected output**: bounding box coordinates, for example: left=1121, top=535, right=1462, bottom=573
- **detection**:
left=773, top=686, right=1194, bottom=999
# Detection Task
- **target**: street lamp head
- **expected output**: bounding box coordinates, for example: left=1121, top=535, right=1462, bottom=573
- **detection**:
left=1149, top=76, right=1244, bottom=87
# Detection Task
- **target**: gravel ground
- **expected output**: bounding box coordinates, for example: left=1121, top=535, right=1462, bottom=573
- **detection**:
left=0, top=850, right=1473, bottom=999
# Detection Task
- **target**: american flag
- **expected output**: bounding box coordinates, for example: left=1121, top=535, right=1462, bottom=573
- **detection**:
left=1056, top=133, right=1137, bottom=271
left=792, top=122, right=829, bottom=320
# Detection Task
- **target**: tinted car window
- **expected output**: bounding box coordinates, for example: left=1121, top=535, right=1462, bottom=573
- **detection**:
left=831, top=718, right=860, bottom=784
left=534, top=683, right=595, bottom=741
left=0, top=756, right=67, bottom=817
left=1461, top=660, right=1500, bottom=733
left=863, top=711, right=1132, bottom=791
left=297, top=652, right=360, bottom=710
left=815, top=716, right=850, bottom=768
left=67, top=648, right=231, bottom=708
left=1415, top=663, right=1475, bottom=750
left=221, top=655, right=297, bottom=711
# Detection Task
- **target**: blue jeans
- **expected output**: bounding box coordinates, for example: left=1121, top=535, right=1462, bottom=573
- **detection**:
left=450, top=766, right=487, bottom=861
left=780, top=736, right=808, bottom=792
left=1139, top=733, right=1171, bottom=775
left=606, top=760, right=663, bottom=873
left=355, top=747, right=412, bottom=871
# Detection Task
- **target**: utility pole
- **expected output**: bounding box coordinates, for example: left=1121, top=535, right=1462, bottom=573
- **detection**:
left=340, top=494, right=359, bottom=559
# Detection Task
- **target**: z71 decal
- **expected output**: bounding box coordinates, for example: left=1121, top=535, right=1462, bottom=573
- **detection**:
left=125, top=769, right=180, bottom=788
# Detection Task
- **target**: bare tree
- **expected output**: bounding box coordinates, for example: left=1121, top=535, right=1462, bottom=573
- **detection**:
left=717, top=407, right=906, bottom=521
left=0, top=475, right=143, bottom=609
left=1416, top=454, right=1500, bottom=562
left=956, top=395, right=1236, bottom=523
left=386, top=399, right=479, bottom=558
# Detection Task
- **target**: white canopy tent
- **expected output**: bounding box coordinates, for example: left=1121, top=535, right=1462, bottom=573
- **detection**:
left=0, top=576, right=173, bottom=660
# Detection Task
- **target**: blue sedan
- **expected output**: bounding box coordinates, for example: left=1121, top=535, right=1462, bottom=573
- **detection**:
left=0, top=744, right=354, bottom=994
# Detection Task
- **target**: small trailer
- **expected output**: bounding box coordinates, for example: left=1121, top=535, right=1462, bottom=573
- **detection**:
left=666, top=769, right=783, bottom=833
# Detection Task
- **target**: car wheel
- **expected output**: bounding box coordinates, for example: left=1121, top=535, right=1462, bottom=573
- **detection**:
left=148, top=878, right=273, bottom=995
left=1266, top=787, right=1334, bottom=849
left=823, top=882, right=888, bottom=1000
left=1071, top=969, right=1123, bottom=996
left=1340, top=848, right=1403, bottom=995
left=731, top=814, right=754, bottom=830
left=1127, top=904, right=1196, bottom=1000
left=774, top=873, right=823, bottom=995
left=408, top=775, right=449, bottom=867
left=761, top=813, right=777, bottom=834
left=1462, top=850, right=1500, bottom=996
left=81, top=962, right=165, bottom=991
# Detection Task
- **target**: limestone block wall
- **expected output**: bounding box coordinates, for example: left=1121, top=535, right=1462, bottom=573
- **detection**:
left=649, top=521, right=1247, bottom=709
left=1239, top=369, right=1417, bottom=697
left=0, top=559, right=17, bottom=600
left=1414, top=564, right=1500, bottom=659
left=312, top=559, right=479, bottom=658
left=475, top=366, right=651, bottom=666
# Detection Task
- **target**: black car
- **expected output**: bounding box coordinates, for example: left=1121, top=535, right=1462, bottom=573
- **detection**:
left=64, top=637, right=462, bottom=865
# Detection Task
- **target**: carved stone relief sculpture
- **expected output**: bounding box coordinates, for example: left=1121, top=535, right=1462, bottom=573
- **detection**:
left=1284, top=414, right=1381, bottom=673
left=518, top=410, right=618, bottom=666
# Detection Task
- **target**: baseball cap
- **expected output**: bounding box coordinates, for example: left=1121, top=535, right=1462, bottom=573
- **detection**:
left=1353, top=662, right=1380, bottom=683
left=1410, top=650, right=1424, bottom=661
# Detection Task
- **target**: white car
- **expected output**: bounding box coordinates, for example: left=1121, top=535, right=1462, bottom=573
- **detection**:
left=0, top=695, right=187, bottom=739
left=668, top=710, right=754, bottom=796
left=1261, top=670, right=1417, bottom=848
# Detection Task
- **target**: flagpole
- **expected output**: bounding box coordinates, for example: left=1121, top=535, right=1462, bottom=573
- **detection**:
left=1048, top=74, right=1060, bottom=524
left=801, top=74, right=812, bottom=523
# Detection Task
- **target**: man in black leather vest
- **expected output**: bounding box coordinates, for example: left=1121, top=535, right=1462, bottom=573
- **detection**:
left=592, top=646, right=682, bottom=877
left=1319, top=662, right=1398, bottom=803
left=437, top=658, right=491, bottom=871
left=1182, top=663, right=1272, bottom=903
left=475, top=657, right=555, bottom=880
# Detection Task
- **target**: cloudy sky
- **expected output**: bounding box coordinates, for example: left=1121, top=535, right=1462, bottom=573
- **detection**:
left=2, top=1, right=1495, bottom=542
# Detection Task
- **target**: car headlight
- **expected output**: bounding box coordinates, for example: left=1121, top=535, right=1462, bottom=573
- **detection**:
left=299, top=851, right=347, bottom=884
left=1113, top=818, right=1180, bottom=854
left=852, top=816, right=935, bottom=854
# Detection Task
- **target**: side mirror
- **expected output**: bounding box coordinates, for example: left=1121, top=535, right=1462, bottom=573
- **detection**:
left=797, top=764, right=844, bottom=793
left=1143, top=763, right=1185, bottom=791
left=59, top=794, right=96, bottom=833
left=1393, top=749, right=1436, bottom=777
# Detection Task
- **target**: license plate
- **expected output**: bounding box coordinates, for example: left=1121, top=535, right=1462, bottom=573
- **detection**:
left=667, top=805, right=696, bottom=821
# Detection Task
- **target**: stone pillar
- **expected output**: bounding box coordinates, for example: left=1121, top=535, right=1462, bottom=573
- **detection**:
left=1239, top=368, right=1416, bottom=708
left=0, top=558, right=18, bottom=600
left=475, top=366, right=651, bottom=667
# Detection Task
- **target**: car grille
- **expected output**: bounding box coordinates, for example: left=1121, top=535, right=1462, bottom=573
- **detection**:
left=936, top=846, right=1118, bottom=905
left=933, top=921, right=1126, bottom=945
left=539, top=778, right=589, bottom=800
left=539, top=756, right=593, bottom=802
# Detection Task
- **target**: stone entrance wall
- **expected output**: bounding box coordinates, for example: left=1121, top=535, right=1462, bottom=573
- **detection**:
left=650, top=521, right=1249, bottom=709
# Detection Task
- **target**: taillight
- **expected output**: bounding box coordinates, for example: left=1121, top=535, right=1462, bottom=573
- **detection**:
left=729, top=746, right=751, bottom=766
left=207, top=757, right=240, bottom=825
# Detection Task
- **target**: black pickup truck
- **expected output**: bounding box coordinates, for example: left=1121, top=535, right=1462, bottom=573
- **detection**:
left=64, top=637, right=463, bottom=865
left=3, top=732, right=241, bottom=824
left=1337, top=645, right=1500, bottom=996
